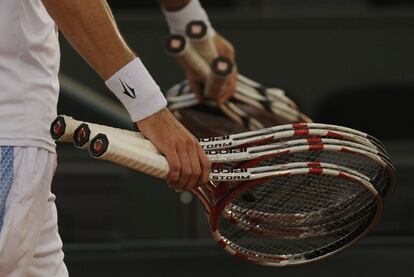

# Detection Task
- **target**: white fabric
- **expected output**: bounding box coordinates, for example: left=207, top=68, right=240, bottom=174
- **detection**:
left=162, top=0, right=215, bottom=38
left=0, top=147, right=67, bottom=277
left=0, top=0, right=60, bottom=153
left=105, top=58, right=167, bottom=122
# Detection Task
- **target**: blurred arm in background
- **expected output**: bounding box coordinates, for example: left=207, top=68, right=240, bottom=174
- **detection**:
left=160, top=0, right=238, bottom=104
left=41, top=0, right=211, bottom=190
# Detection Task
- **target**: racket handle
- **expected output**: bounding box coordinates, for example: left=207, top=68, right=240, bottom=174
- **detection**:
left=73, top=123, right=160, bottom=154
left=186, top=20, right=218, bottom=63
left=204, top=56, right=234, bottom=99
left=166, top=34, right=210, bottom=79
left=89, top=133, right=169, bottom=179
left=51, top=115, right=145, bottom=143
left=50, top=115, right=80, bottom=143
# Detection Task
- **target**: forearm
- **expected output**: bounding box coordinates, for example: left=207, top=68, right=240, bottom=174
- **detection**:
left=42, top=0, right=134, bottom=80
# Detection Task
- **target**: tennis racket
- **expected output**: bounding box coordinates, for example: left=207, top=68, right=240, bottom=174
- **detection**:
left=186, top=20, right=299, bottom=108
left=86, top=130, right=383, bottom=266
left=51, top=115, right=395, bottom=198
left=52, top=115, right=384, bottom=155
left=180, top=20, right=308, bottom=117
left=88, top=130, right=386, bottom=242
left=51, top=117, right=388, bottom=265
left=197, top=122, right=386, bottom=152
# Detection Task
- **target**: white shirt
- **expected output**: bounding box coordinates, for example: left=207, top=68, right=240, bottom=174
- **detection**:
left=0, top=0, right=60, bottom=153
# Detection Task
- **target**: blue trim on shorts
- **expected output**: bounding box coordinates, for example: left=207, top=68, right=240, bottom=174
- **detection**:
left=0, top=147, right=14, bottom=232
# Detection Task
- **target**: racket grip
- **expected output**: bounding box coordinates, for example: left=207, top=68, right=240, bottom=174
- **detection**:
left=50, top=115, right=80, bottom=143
left=89, top=133, right=169, bottom=179
left=186, top=20, right=218, bottom=63
left=166, top=34, right=210, bottom=79
left=205, top=57, right=234, bottom=99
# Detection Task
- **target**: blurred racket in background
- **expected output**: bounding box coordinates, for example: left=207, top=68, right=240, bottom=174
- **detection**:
left=165, top=21, right=311, bottom=137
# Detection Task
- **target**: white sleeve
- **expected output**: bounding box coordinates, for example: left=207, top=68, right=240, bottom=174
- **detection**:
left=162, top=0, right=215, bottom=38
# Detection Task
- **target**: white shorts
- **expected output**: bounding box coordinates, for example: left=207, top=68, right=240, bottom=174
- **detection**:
left=0, top=146, right=68, bottom=277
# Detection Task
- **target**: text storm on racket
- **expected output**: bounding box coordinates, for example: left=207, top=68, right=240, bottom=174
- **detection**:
left=199, top=136, right=232, bottom=149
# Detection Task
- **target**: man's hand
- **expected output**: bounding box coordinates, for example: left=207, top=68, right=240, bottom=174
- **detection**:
left=136, top=108, right=211, bottom=190
left=187, top=33, right=238, bottom=105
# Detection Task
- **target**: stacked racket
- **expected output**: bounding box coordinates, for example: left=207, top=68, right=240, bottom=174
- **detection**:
left=51, top=115, right=395, bottom=266
left=165, top=21, right=311, bottom=137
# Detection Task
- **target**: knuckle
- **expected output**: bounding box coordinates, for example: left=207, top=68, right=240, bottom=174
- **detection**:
left=193, top=167, right=201, bottom=176
left=168, top=173, right=179, bottom=182
left=177, top=136, right=187, bottom=145
left=171, top=137, right=182, bottom=146
left=182, top=168, right=192, bottom=177
left=203, top=159, right=212, bottom=169
left=185, top=137, right=196, bottom=146
left=170, top=162, right=180, bottom=172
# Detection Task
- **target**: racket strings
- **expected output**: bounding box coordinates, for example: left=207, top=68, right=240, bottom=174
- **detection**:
left=222, top=173, right=376, bottom=240
left=229, top=174, right=366, bottom=221
left=227, top=193, right=375, bottom=233
left=216, top=148, right=388, bottom=194
left=217, top=175, right=376, bottom=258
left=219, top=212, right=374, bottom=258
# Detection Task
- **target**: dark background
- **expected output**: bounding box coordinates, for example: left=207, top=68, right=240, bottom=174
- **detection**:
left=55, top=1, right=414, bottom=276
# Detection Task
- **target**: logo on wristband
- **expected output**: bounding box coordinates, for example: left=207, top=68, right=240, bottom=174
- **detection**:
left=120, top=80, right=136, bottom=99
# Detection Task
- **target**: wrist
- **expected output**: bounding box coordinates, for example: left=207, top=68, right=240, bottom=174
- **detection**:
left=105, top=58, right=167, bottom=122
left=162, top=0, right=215, bottom=38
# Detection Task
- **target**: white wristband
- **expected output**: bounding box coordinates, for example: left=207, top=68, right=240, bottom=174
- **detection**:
left=105, top=58, right=167, bottom=122
left=162, top=0, right=215, bottom=38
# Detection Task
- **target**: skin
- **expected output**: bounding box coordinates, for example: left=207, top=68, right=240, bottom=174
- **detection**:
left=161, top=0, right=238, bottom=104
left=41, top=0, right=211, bottom=190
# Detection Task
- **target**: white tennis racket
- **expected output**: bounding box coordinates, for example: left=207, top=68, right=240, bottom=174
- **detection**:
left=52, top=115, right=384, bottom=154
left=51, top=115, right=395, bottom=198
left=50, top=115, right=387, bottom=266
left=86, top=131, right=383, bottom=266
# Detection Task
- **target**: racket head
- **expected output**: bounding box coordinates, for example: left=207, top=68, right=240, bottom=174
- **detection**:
left=172, top=107, right=251, bottom=138
left=198, top=123, right=387, bottom=154
left=166, top=81, right=254, bottom=137
left=198, top=166, right=383, bottom=266
left=233, top=100, right=309, bottom=126
left=208, top=142, right=395, bottom=199
left=167, top=81, right=306, bottom=136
